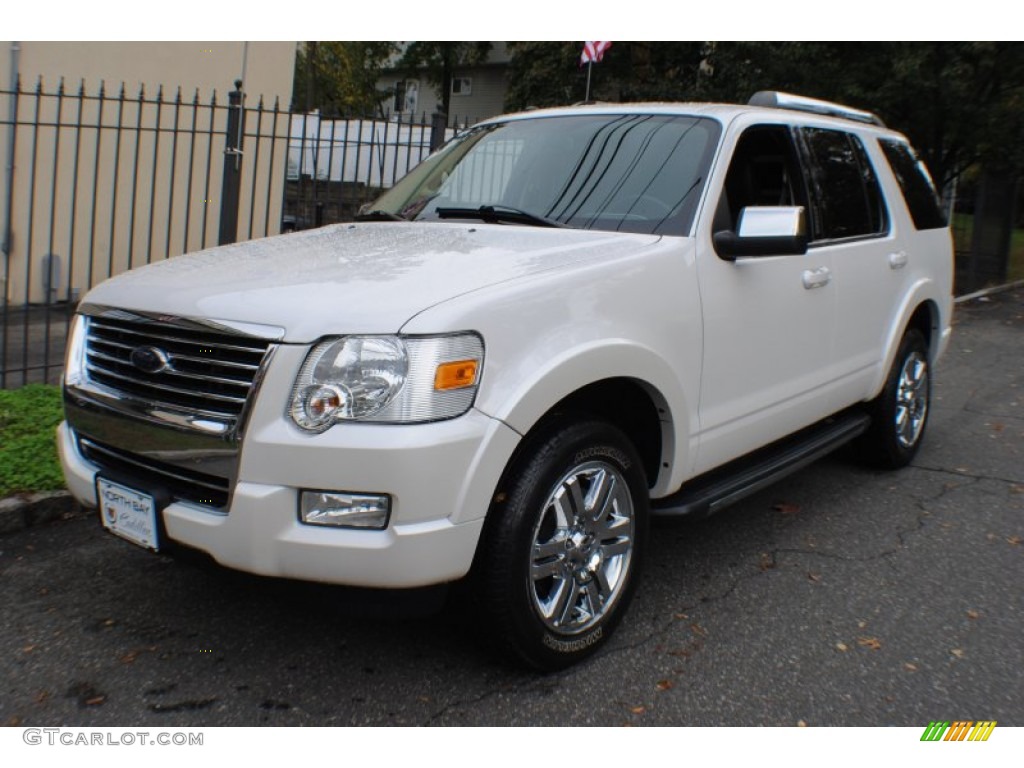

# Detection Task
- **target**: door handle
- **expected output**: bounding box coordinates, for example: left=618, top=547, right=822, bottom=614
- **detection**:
left=802, top=266, right=831, bottom=289
left=888, top=251, right=908, bottom=270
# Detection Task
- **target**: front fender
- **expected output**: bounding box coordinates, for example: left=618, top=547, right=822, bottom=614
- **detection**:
left=476, top=340, right=693, bottom=498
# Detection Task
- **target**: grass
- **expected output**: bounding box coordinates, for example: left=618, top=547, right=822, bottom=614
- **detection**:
left=0, top=384, right=65, bottom=497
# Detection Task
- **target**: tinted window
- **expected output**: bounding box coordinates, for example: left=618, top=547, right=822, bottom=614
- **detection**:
left=801, top=128, right=887, bottom=241
left=370, top=114, right=721, bottom=236
left=879, top=139, right=947, bottom=230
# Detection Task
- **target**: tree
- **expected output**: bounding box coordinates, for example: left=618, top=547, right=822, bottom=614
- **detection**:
left=697, top=42, right=1024, bottom=186
left=292, top=42, right=397, bottom=116
left=504, top=42, right=705, bottom=111
left=507, top=42, right=1024, bottom=186
left=397, top=42, right=492, bottom=118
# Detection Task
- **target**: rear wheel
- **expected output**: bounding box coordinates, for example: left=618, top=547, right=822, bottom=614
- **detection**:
left=476, top=420, right=648, bottom=670
left=859, top=329, right=931, bottom=468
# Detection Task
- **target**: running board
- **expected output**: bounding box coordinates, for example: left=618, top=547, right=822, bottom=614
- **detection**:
left=652, top=411, right=871, bottom=519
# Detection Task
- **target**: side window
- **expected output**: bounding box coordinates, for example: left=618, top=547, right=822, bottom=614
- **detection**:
left=878, top=139, right=947, bottom=230
left=716, top=125, right=807, bottom=233
left=801, top=128, right=888, bottom=241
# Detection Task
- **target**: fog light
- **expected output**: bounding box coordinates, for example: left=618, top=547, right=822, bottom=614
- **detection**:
left=300, top=491, right=391, bottom=529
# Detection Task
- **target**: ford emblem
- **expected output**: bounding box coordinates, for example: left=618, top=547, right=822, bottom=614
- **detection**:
left=130, top=346, right=170, bottom=374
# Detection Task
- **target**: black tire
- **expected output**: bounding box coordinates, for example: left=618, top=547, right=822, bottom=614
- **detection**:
left=858, top=329, right=931, bottom=469
left=475, top=419, right=649, bottom=671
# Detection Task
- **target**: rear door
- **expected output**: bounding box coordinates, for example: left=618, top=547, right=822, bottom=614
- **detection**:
left=798, top=126, right=901, bottom=398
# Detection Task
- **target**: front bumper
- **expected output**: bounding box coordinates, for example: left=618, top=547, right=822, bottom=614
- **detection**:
left=58, top=402, right=519, bottom=587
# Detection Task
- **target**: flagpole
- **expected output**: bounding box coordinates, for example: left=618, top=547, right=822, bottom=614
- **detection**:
left=585, top=60, right=593, bottom=102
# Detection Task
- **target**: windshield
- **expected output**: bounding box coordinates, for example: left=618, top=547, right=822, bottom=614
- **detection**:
left=369, top=113, right=721, bottom=236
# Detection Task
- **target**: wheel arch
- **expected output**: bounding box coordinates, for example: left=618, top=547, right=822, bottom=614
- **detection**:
left=869, top=284, right=945, bottom=399
left=478, top=341, right=692, bottom=498
left=496, top=377, right=670, bottom=497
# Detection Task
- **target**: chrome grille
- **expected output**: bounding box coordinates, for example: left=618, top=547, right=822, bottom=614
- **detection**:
left=84, top=316, right=271, bottom=424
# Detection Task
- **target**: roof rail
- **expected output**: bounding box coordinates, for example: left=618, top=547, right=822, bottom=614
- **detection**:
left=748, top=91, right=885, bottom=128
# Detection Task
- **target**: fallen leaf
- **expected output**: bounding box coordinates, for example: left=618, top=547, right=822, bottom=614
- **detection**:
left=903, top=662, right=918, bottom=671
left=797, top=720, right=808, bottom=727
left=991, top=422, right=1005, bottom=433
left=102, top=619, right=115, bottom=627
left=35, top=690, right=50, bottom=703
left=836, top=642, right=849, bottom=652
left=807, top=572, right=821, bottom=582
left=1007, top=536, right=1022, bottom=546
left=857, top=620, right=868, bottom=629
left=630, top=705, right=646, bottom=715
left=120, top=651, right=138, bottom=664
left=656, top=680, right=674, bottom=691
left=773, top=502, right=800, bottom=515
left=858, top=637, right=882, bottom=651
left=690, top=623, right=708, bottom=637
left=6, top=716, right=23, bottom=727
left=1010, top=485, right=1024, bottom=495
left=673, top=613, right=689, bottom=620
left=759, top=553, right=776, bottom=570
left=951, top=648, right=966, bottom=659
left=967, top=610, right=980, bottom=620
left=84, top=695, right=106, bottom=706
left=22, top=644, right=37, bottom=654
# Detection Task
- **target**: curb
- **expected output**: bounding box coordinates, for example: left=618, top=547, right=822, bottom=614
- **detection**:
left=955, top=278, right=1024, bottom=304
left=0, top=491, right=88, bottom=537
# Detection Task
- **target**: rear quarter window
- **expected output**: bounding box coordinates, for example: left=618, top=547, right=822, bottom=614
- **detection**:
left=878, top=139, right=947, bottom=230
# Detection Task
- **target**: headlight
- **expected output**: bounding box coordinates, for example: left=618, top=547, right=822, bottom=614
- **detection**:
left=64, top=314, right=89, bottom=387
left=289, top=333, right=483, bottom=431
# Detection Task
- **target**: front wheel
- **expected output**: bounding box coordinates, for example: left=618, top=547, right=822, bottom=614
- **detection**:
left=475, top=420, right=649, bottom=670
left=858, top=329, right=931, bottom=468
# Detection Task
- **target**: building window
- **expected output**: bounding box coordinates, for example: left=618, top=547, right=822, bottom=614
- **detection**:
left=394, top=79, right=419, bottom=114
left=451, top=77, right=472, bottom=97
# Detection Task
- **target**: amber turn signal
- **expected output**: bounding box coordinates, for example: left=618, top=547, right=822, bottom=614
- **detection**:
left=434, top=360, right=479, bottom=391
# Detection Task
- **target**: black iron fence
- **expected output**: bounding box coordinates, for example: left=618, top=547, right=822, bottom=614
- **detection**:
left=0, top=77, right=468, bottom=387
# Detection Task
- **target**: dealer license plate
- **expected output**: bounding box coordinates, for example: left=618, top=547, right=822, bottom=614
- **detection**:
left=97, top=477, right=159, bottom=551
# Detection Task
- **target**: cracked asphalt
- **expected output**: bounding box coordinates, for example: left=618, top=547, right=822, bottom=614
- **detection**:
left=1, top=288, right=1021, bottom=727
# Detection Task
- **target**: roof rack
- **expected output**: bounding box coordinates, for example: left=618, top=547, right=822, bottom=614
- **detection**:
left=748, top=91, right=885, bottom=128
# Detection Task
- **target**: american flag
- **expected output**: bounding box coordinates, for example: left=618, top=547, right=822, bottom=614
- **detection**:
left=581, top=41, right=612, bottom=65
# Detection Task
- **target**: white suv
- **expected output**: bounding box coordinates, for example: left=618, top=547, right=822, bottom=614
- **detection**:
left=59, top=92, right=953, bottom=669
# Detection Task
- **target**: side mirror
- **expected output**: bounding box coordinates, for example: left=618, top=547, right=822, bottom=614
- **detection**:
left=713, top=206, right=808, bottom=260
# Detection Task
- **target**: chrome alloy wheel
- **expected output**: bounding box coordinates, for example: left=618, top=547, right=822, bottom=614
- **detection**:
left=895, top=350, right=929, bottom=449
left=528, top=461, right=635, bottom=635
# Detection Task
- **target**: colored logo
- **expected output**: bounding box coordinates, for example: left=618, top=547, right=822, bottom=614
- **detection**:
left=920, top=721, right=997, bottom=741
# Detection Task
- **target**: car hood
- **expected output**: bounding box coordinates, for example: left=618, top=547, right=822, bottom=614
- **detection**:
left=82, top=222, right=661, bottom=342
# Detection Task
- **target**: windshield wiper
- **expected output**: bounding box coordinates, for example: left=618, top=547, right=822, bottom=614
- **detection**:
left=354, top=209, right=407, bottom=222
left=435, top=205, right=566, bottom=229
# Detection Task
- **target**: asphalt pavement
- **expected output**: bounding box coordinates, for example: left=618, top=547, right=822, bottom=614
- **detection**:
left=1, top=287, right=1021, bottom=727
